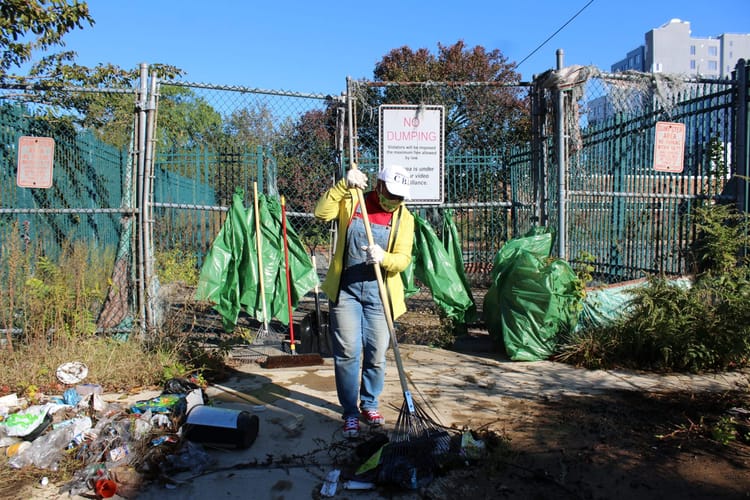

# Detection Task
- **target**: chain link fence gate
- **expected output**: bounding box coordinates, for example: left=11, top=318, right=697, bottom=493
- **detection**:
left=0, top=80, right=141, bottom=344
left=149, top=77, right=539, bottom=353
left=346, top=78, right=537, bottom=290
left=532, top=59, right=749, bottom=284
left=150, top=81, right=341, bottom=356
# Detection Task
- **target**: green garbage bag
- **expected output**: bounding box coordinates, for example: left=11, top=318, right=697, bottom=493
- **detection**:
left=196, top=189, right=318, bottom=331
left=401, top=255, right=420, bottom=299
left=195, top=189, right=251, bottom=331
left=245, top=194, right=319, bottom=326
left=403, top=212, right=475, bottom=322
left=483, top=229, right=581, bottom=361
left=442, top=209, right=477, bottom=323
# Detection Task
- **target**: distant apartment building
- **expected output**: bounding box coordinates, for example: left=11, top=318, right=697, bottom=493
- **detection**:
left=611, top=18, right=750, bottom=78
left=589, top=19, right=750, bottom=126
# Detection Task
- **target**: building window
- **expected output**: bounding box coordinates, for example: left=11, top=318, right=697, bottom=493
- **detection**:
left=690, top=45, right=696, bottom=55
left=690, top=60, right=696, bottom=69
left=708, top=60, right=718, bottom=71
left=708, top=46, right=718, bottom=56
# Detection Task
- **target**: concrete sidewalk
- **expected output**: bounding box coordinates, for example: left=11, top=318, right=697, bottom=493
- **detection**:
left=128, top=343, right=749, bottom=500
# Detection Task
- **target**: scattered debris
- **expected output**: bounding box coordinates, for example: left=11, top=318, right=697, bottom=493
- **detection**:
left=0, top=376, right=259, bottom=498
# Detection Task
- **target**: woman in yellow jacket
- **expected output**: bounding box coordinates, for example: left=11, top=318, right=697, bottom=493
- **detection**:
left=314, top=164, right=414, bottom=438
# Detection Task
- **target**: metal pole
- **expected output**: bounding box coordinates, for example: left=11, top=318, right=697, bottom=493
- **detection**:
left=143, top=71, right=158, bottom=330
left=735, top=59, right=748, bottom=215
left=337, top=92, right=347, bottom=180
left=346, top=76, right=356, bottom=170
left=530, top=75, right=546, bottom=229
left=734, top=59, right=749, bottom=260
left=136, top=62, right=148, bottom=333
left=555, top=49, right=567, bottom=260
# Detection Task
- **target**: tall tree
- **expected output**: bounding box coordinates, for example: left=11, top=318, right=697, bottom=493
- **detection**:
left=0, top=0, right=94, bottom=80
left=224, top=103, right=276, bottom=149
left=1, top=1, right=185, bottom=148
left=274, top=107, right=339, bottom=247
left=360, top=40, right=530, bottom=153
left=25, top=54, right=184, bottom=147
left=275, top=108, right=337, bottom=209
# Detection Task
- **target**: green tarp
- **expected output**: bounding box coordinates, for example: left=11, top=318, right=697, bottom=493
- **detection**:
left=195, top=189, right=318, bottom=332
left=402, top=211, right=476, bottom=323
left=483, top=229, right=581, bottom=361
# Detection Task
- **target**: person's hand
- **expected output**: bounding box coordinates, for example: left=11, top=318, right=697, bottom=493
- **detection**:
left=361, top=244, right=384, bottom=265
left=346, top=168, right=368, bottom=190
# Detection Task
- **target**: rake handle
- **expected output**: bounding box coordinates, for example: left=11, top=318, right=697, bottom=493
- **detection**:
left=354, top=188, right=414, bottom=412
left=253, top=182, right=270, bottom=331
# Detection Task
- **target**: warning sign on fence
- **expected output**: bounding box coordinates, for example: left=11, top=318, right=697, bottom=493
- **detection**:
left=653, top=121, right=685, bottom=173
left=17, top=136, right=55, bottom=188
left=379, top=105, right=444, bottom=204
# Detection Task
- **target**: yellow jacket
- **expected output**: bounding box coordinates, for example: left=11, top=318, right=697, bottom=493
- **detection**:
left=314, top=179, right=415, bottom=319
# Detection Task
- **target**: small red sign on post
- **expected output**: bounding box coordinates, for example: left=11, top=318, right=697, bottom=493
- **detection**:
left=17, top=136, right=55, bottom=188
left=653, top=121, right=686, bottom=173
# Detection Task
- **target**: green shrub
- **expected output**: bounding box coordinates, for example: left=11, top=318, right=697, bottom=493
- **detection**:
left=156, top=248, right=199, bottom=285
left=556, top=203, right=750, bottom=373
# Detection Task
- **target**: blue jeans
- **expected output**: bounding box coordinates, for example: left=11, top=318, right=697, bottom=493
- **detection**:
left=330, top=283, right=389, bottom=419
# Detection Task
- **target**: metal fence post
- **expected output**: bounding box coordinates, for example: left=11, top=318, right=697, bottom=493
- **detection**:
left=135, top=63, right=149, bottom=333
left=735, top=59, right=748, bottom=216
left=531, top=75, right=546, bottom=227
left=143, top=71, right=158, bottom=331
left=555, top=49, right=567, bottom=260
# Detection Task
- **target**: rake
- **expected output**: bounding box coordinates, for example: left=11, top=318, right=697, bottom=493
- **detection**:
left=252, top=181, right=273, bottom=342
left=353, top=183, right=452, bottom=488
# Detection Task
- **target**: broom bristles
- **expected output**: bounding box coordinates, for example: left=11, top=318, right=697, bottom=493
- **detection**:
left=261, top=353, right=324, bottom=369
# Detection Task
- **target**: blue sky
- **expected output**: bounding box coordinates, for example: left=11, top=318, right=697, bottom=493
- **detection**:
left=49, top=0, right=750, bottom=95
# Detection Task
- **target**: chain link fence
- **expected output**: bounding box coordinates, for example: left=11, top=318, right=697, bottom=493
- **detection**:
left=148, top=78, right=538, bottom=349
left=152, top=82, right=339, bottom=264
left=532, top=62, right=747, bottom=283
left=0, top=83, right=139, bottom=341
left=2, top=59, right=748, bottom=343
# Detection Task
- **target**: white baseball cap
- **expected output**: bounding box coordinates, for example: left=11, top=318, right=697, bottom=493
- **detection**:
left=377, top=164, right=410, bottom=198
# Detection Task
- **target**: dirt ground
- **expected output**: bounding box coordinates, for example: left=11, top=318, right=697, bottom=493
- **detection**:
left=394, top=309, right=750, bottom=500
left=3, top=303, right=749, bottom=499
left=422, top=389, right=750, bottom=500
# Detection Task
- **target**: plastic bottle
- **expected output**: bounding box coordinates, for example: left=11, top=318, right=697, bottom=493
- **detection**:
left=8, top=425, right=75, bottom=470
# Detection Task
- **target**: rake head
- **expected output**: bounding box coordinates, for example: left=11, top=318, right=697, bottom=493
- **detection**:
left=378, top=398, right=454, bottom=490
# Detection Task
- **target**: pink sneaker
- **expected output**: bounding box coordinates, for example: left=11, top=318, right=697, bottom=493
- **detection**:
left=343, top=416, right=360, bottom=438
left=360, top=409, right=384, bottom=426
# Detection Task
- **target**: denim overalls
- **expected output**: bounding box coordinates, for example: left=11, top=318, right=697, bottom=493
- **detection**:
left=330, top=204, right=392, bottom=419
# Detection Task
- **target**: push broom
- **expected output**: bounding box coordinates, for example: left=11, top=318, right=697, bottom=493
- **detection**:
left=261, top=194, right=324, bottom=369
